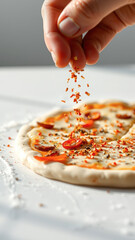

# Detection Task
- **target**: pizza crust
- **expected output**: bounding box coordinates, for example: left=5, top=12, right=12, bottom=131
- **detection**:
left=15, top=101, right=135, bottom=188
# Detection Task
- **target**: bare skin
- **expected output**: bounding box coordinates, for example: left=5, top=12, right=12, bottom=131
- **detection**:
left=42, top=0, right=135, bottom=70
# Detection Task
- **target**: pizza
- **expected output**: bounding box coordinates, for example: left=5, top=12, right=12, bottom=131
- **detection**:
left=15, top=101, right=135, bottom=188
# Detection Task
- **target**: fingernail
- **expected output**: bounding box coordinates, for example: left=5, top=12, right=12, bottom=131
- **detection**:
left=58, top=17, right=80, bottom=37
left=69, top=62, right=73, bottom=69
left=51, top=51, right=57, bottom=64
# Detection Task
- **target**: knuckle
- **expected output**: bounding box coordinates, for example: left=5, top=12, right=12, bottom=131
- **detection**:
left=115, top=4, right=135, bottom=27
left=73, top=0, right=99, bottom=20
left=99, top=23, right=117, bottom=36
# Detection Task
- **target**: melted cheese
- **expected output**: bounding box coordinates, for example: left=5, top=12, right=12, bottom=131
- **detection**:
left=28, top=103, right=135, bottom=170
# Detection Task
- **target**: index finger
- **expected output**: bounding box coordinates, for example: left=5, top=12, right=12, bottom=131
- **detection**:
left=42, top=0, right=71, bottom=68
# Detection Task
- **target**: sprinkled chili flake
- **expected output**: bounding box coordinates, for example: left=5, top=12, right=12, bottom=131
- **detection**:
left=64, top=68, right=92, bottom=105
left=123, top=148, right=128, bottom=153
left=61, top=100, right=66, bottom=103
left=8, top=137, right=12, bottom=140
left=74, top=108, right=81, bottom=116
left=74, top=56, right=78, bottom=60
left=70, top=94, right=75, bottom=98
left=85, top=91, right=90, bottom=96
left=114, top=129, right=120, bottom=135
left=7, top=144, right=10, bottom=147
left=116, top=121, right=123, bottom=128
left=38, top=132, right=42, bottom=136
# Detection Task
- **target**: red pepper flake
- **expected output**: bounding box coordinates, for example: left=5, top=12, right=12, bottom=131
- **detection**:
left=113, top=162, right=117, bottom=166
left=7, top=144, right=10, bottom=147
left=38, top=132, right=42, bottom=136
left=85, top=91, right=90, bottom=96
left=71, top=88, right=74, bottom=92
left=119, top=154, right=123, bottom=157
left=8, top=137, right=12, bottom=140
left=74, top=108, right=81, bottom=116
left=70, top=94, right=75, bottom=98
left=114, top=129, right=120, bottom=135
left=116, top=121, right=123, bottom=128
left=78, top=84, right=81, bottom=87
left=84, top=160, right=88, bottom=163
left=87, top=84, right=89, bottom=87
left=74, top=56, right=78, bottom=60
left=61, top=100, right=66, bottom=103
left=68, top=123, right=72, bottom=128
left=123, top=148, right=128, bottom=153
left=81, top=76, right=85, bottom=79
left=65, top=88, right=68, bottom=92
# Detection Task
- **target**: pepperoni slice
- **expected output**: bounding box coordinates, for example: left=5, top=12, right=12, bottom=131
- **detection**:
left=85, top=111, right=101, bottom=120
left=34, top=154, right=67, bottom=164
left=82, top=120, right=94, bottom=129
left=62, top=138, right=83, bottom=150
left=116, top=114, right=131, bottom=119
left=37, top=122, right=54, bottom=129
left=34, top=144, right=55, bottom=151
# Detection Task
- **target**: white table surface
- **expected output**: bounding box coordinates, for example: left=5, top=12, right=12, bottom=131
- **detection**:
left=0, top=66, right=135, bottom=240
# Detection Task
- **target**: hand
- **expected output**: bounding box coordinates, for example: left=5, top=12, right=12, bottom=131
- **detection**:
left=42, top=0, right=135, bottom=70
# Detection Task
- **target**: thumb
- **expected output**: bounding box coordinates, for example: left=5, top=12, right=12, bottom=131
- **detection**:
left=58, top=0, right=128, bottom=38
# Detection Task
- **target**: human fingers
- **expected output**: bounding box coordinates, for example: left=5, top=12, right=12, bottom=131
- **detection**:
left=83, top=4, right=135, bottom=64
left=69, top=36, right=86, bottom=70
left=41, top=0, right=71, bottom=68
left=57, top=0, right=129, bottom=38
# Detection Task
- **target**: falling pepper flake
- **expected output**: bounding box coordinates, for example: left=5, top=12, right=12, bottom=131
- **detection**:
left=74, top=56, right=78, bottom=60
left=87, top=84, right=89, bottom=87
left=70, top=94, right=75, bottom=98
left=7, top=144, right=10, bottom=147
left=78, top=84, right=81, bottom=87
left=85, top=91, right=90, bottom=96
left=61, top=100, right=66, bottom=103
left=8, top=137, right=12, bottom=140
left=39, top=203, right=44, bottom=208
left=81, top=76, right=85, bottom=79
left=65, top=88, right=68, bottom=92
left=71, top=88, right=74, bottom=92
